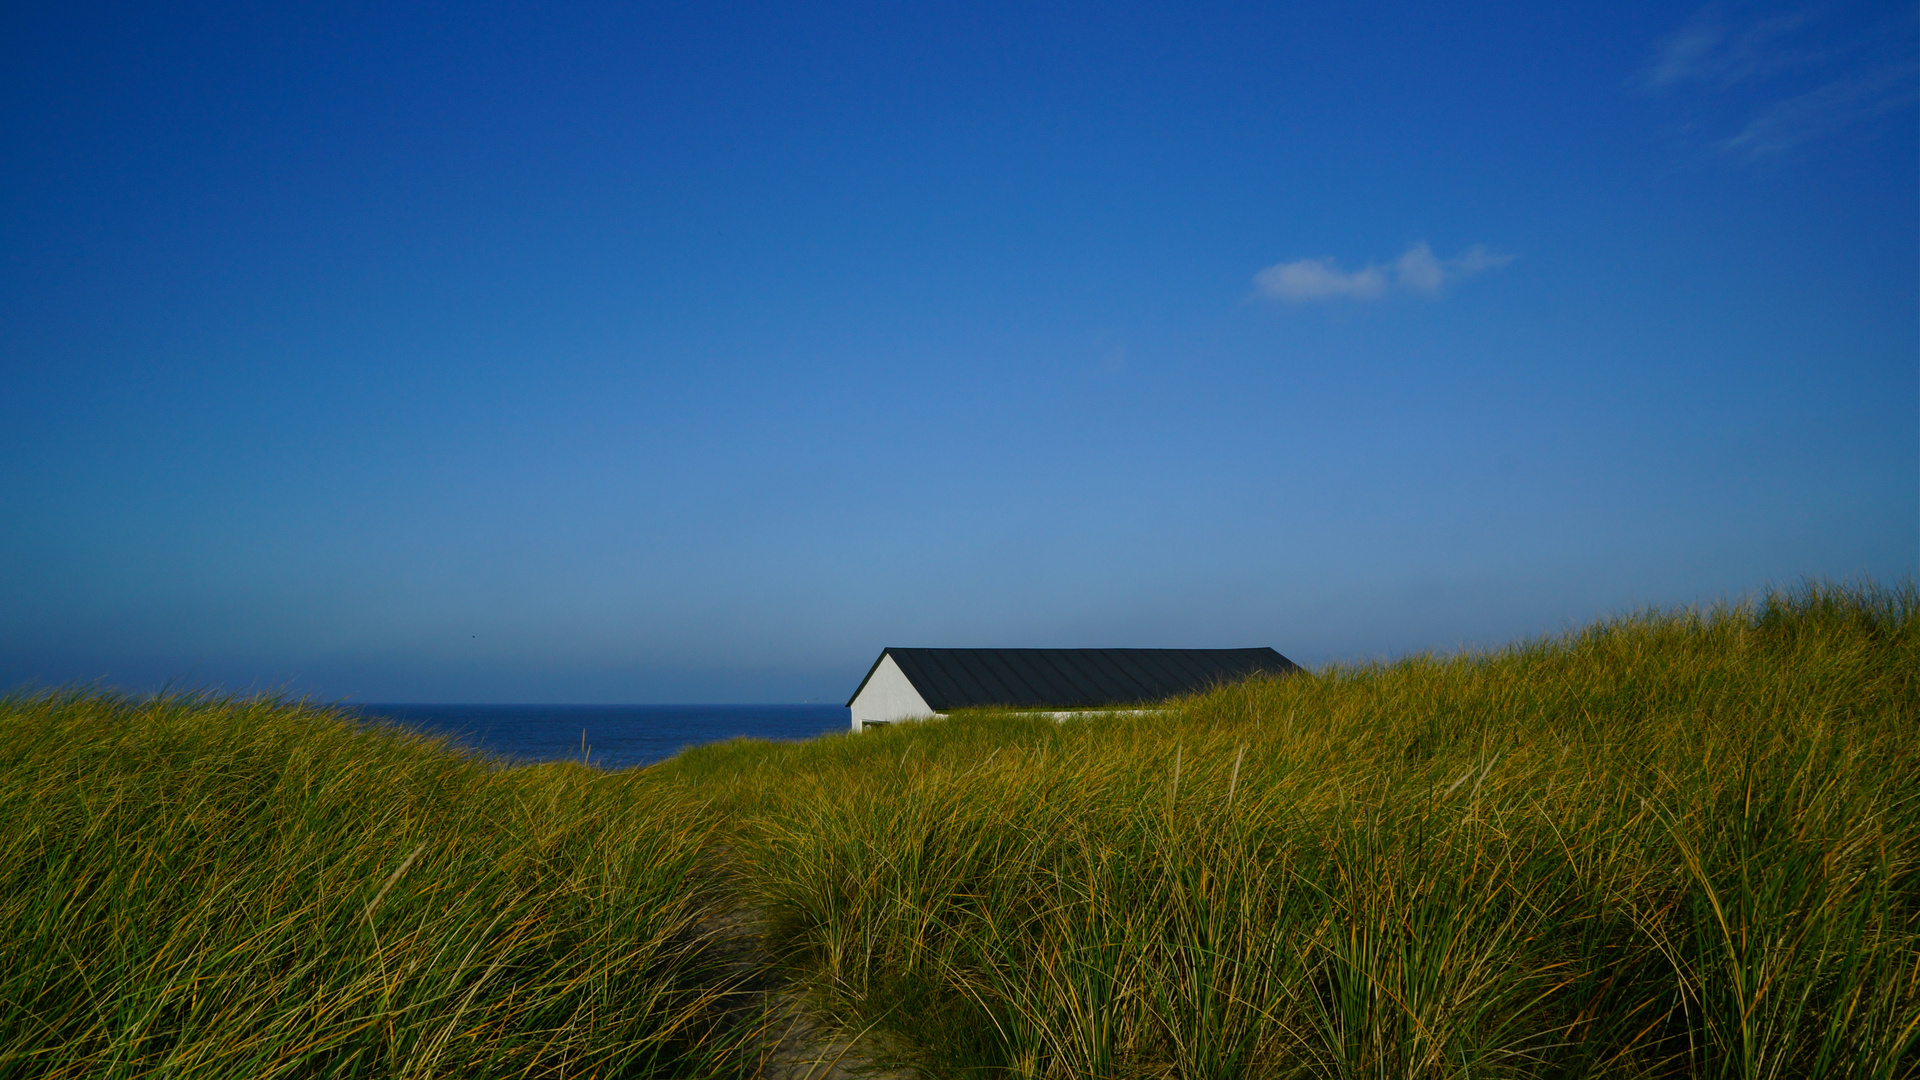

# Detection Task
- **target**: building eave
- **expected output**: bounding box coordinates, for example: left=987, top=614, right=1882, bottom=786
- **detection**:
left=844, top=648, right=895, bottom=707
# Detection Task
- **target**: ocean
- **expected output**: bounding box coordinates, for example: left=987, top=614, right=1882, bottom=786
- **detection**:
left=345, top=703, right=850, bottom=770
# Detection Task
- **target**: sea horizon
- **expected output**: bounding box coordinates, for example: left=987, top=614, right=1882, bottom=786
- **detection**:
left=346, top=702, right=851, bottom=770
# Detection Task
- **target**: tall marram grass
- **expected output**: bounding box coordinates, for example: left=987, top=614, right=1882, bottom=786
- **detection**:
left=0, top=693, right=741, bottom=1079
left=6, top=581, right=1916, bottom=1079
left=651, top=581, right=1919, bottom=1078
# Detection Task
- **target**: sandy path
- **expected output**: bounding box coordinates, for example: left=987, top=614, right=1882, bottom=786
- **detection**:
left=697, top=899, right=914, bottom=1080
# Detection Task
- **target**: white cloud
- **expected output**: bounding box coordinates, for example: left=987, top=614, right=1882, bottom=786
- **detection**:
left=1394, top=244, right=1447, bottom=292
left=1254, top=243, right=1512, bottom=303
left=1454, top=245, right=1514, bottom=275
left=1636, top=6, right=1814, bottom=92
left=1718, top=63, right=1919, bottom=159
left=1253, top=258, right=1387, bottom=301
left=1639, top=7, right=1732, bottom=90
left=1634, top=4, right=1917, bottom=160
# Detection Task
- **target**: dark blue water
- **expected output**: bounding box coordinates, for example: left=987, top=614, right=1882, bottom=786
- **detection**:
left=346, top=704, right=850, bottom=770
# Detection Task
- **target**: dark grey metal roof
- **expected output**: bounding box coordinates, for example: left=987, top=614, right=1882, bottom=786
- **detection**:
left=845, top=648, right=1300, bottom=710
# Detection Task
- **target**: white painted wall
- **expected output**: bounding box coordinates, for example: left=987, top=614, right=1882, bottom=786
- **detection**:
left=849, top=654, right=938, bottom=732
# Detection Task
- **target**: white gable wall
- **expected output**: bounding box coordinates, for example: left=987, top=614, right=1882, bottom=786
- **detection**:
left=849, top=654, right=938, bottom=732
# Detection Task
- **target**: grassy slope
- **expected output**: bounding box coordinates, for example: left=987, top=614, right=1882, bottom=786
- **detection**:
left=651, top=581, right=1920, bottom=1079
left=1, top=581, right=1915, bottom=1078
left=0, top=695, right=743, bottom=1078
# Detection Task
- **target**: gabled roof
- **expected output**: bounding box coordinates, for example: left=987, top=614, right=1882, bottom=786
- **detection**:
left=845, top=648, right=1300, bottom=710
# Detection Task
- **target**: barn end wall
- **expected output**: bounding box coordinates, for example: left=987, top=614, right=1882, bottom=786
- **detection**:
left=849, top=654, right=937, bottom=732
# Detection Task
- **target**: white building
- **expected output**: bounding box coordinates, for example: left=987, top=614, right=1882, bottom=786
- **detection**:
left=845, top=647, right=1299, bottom=732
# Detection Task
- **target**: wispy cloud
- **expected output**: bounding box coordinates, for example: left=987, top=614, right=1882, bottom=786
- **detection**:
left=1635, top=5, right=1816, bottom=92
left=1254, top=243, right=1511, bottom=303
left=1253, top=258, right=1387, bottom=301
left=1719, top=63, right=1919, bottom=158
left=1635, top=3, right=1918, bottom=160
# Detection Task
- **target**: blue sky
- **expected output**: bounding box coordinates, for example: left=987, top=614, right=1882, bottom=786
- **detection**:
left=3, top=1, right=1915, bottom=703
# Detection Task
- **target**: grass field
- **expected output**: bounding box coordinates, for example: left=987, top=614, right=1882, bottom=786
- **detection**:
left=0, top=694, right=744, bottom=1078
left=3, top=580, right=1915, bottom=1078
